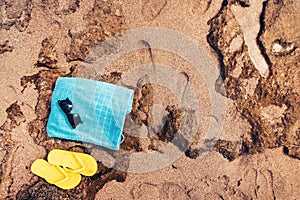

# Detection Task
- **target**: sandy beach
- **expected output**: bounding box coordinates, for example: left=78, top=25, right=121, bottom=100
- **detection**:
left=0, top=0, right=299, bottom=199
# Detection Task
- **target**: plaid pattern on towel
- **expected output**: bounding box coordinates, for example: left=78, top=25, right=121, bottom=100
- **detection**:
left=47, top=77, right=134, bottom=150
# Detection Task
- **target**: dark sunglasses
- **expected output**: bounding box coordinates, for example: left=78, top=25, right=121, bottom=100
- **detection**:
left=58, top=98, right=82, bottom=128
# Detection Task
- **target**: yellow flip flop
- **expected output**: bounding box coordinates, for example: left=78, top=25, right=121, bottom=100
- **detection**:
left=31, top=159, right=81, bottom=190
left=48, top=149, right=98, bottom=176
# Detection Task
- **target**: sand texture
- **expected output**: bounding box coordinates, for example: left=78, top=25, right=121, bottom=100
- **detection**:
left=0, top=0, right=299, bottom=199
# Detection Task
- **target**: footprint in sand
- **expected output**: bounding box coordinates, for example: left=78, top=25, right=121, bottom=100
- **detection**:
left=160, top=182, right=189, bottom=200
left=141, top=0, right=167, bottom=21
left=132, top=181, right=189, bottom=200
left=131, top=182, right=161, bottom=200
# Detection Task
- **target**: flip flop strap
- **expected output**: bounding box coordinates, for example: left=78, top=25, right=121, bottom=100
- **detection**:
left=54, top=166, right=70, bottom=184
left=70, top=153, right=85, bottom=173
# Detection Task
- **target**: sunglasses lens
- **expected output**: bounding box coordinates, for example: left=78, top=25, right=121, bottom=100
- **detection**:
left=67, top=113, right=82, bottom=129
left=58, top=98, right=73, bottom=114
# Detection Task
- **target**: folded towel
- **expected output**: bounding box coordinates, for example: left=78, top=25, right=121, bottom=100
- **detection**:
left=47, top=77, right=134, bottom=150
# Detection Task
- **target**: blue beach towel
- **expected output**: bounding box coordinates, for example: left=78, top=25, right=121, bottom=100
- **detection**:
left=47, top=77, right=134, bottom=150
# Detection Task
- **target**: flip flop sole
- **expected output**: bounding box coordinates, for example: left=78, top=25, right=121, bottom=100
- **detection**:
left=31, top=159, right=81, bottom=190
left=48, top=149, right=98, bottom=176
